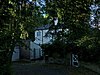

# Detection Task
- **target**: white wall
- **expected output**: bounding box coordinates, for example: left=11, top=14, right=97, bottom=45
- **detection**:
left=30, top=41, right=42, bottom=59
left=12, top=46, right=20, bottom=61
left=34, top=29, right=52, bottom=44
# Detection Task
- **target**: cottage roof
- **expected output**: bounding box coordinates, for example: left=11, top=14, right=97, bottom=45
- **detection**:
left=36, top=24, right=51, bottom=30
left=36, top=24, right=66, bottom=30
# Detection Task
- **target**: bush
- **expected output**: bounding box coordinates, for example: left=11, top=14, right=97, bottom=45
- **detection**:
left=41, top=40, right=67, bottom=58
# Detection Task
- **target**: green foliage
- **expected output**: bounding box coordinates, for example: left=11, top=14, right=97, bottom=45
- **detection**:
left=45, top=0, right=92, bottom=42
left=45, top=0, right=100, bottom=63
left=75, top=29, right=100, bottom=62
left=0, top=0, right=48, bottom=74
left=41, top=39, right=67, bottom=58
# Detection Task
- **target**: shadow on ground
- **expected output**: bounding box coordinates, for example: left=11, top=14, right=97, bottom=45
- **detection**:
left=12, top=61, right=99, bottom=75
left=12, top=62, right=68, bottom=75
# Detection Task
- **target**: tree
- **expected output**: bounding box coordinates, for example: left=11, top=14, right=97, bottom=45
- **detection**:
left=44, top=0, right=100, bottom=63
left=0, top=0, right=47, bottom=74
left=45, top=1, right=92, bottom=45
left=74, top=0, right=100, bottom=62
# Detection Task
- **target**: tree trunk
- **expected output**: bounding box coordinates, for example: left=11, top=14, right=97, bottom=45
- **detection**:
left=0, top=48, right=14, bottom=75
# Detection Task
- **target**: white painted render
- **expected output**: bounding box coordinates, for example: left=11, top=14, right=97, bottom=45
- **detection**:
left=12, top=46, right=20, bottom=61
left=30, top=41, right=42, bottom=59
left=34, top=29, right=52, bottom=45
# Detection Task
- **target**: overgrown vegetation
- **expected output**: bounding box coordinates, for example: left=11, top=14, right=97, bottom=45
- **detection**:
left=0, top=0, right=100, bottom=74
left=0, top=0, right=47, bottom=75
left=44, top=0, right=100, bottom=63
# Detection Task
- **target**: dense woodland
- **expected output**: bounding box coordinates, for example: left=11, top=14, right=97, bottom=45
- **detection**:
left=0, top=0, right=100, bottom=75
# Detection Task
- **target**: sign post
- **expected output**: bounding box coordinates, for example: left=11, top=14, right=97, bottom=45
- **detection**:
left=71, top=54, right=79, bottom=67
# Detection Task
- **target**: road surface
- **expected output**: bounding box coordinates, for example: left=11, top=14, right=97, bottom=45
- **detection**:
left=12, top=62, right=68, bottom=75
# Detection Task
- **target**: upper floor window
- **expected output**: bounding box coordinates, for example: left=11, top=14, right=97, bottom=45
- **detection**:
left=37, top=31, right=41, bottom=36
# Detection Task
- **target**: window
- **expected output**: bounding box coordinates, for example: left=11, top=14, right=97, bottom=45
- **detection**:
left=37, top=31, right=41, bottom=36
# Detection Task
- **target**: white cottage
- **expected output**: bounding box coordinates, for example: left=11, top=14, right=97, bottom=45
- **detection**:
left=12, top=40, right=43, bottom=61
left=34, top=24, right=53, bottom=45
left=12, top=23, right=68, bottom=61
left=34, top=24, right=69, bottom=45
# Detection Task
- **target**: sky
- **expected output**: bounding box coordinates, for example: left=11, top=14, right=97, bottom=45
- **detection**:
left=29, top=0, right=32, bottom=2
left=90, top=3, right=99, bottom=28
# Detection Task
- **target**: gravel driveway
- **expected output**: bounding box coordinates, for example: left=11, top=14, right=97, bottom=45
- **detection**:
left=12, top=62, right=68, bottom=75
